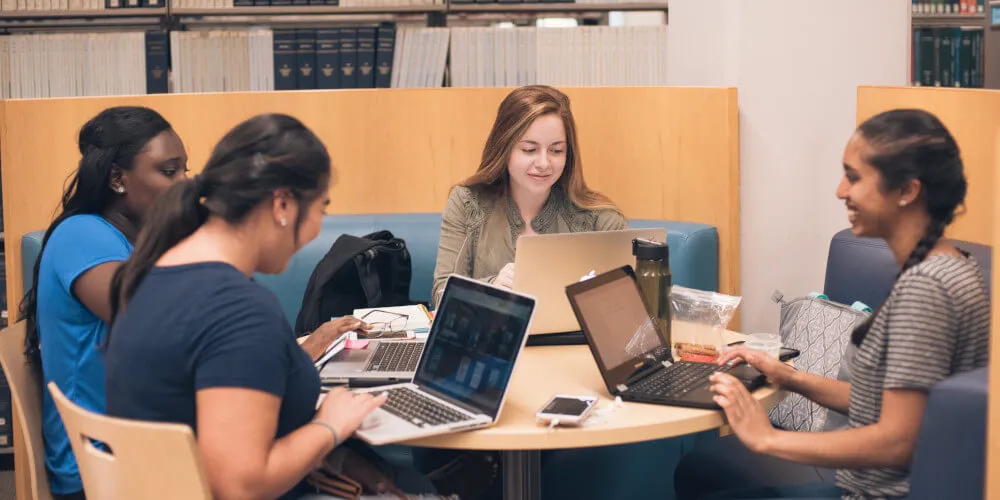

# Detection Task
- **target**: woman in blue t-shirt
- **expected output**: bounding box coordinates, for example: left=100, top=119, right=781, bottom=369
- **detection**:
left=19, top=106, right=189, bottom=500
left=105, top=113, right=428, bottom=499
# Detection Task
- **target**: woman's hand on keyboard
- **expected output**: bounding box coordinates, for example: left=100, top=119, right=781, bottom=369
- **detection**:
left=708, top=372, right=776, bottom=454
left=316, top=387, right=388, bottom=440
left=717, top=347, right=797, bottom=389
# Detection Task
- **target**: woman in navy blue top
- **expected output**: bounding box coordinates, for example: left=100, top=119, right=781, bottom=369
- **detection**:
left=21, top=107, right=188, bottom=499
left=104, top=114, right=417, bottom=500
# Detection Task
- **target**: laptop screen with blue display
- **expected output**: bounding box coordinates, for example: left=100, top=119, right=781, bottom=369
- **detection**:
left=414, top=276, right=535, bottom=418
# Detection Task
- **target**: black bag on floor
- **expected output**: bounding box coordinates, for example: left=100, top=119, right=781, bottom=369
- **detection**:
left=295, top=230, right=413, bottom=335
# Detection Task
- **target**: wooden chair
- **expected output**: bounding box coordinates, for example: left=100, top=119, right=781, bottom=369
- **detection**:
left=0, top=321, right=52, bottom=500
left=47, top=382, right=212, bottom=499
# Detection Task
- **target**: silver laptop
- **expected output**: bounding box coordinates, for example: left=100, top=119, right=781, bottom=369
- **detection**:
left=319, top=338, right=425, bottom=386
left=352, top=274, right=536, bottom=446
left=513, top=228, right=667, bottom=335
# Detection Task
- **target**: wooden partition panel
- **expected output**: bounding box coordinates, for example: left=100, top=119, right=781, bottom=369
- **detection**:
left=856, top=86, right=1000, bottom=246
left=990, top=130, right=1000, bottom=500
left=0, top=86, right=740, bottom=318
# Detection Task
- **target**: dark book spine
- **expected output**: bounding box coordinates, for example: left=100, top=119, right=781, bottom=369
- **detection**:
left=144, top=31, right=169, bottom=94
left=356, top=27, right=377, bottom=89
left=271, top=0, right=292, bottom=7
left=296, top=29, right=318, bottom=90
left=316, top=28, right=340, bottom=89
left=235, top=0, right=254, bottom=6
left=274, top=29, right=299, bottom=91
left=918, top=28, right=936, bottom=87
left=973, top=29, right=983, bottom=87
left=292, top=0, right=309, bottom=6
left=375, top=24, right=395, bottom=88
left=253, top=0, right=270, bottom=5
left=339, top=27, right=359, bottom=89
left=938, top=28, right=954, bottom=87
left=325, top=0, right=338, bottom=4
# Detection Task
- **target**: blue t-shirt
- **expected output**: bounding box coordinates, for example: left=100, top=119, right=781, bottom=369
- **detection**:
left=105, top=262, right=321, bottom=500
left=36, top=214, right=132, bottom=494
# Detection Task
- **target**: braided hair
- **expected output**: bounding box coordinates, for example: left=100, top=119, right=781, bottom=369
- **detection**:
left=850, top=109, right=967, bottom=346
left=19, top=106, right=173, bottom=373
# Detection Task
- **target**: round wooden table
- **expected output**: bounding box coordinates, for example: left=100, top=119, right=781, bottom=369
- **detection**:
left=401, top=337, right=785, bottom=500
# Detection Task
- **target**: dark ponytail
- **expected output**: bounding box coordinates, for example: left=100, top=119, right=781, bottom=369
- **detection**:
left=19, top=106, right=172, bottom=372
left=850, top=109, right=967, bottom=346
left=110, top=113, right=331, bottom=324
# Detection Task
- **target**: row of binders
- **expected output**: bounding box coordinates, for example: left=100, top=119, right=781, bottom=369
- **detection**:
left=0, top=32, right=148, bottom=99
left=181, top=0, right=440, bottom=8
left=0, top=24, right=670, bottom=98
left=911, top=27, right=985, bottom=88
left=2, top=0, right=642, bottom=7
left=450, top=26, right=667, bottom=87
left=911, top=0, right=985, bottom=14
left=0, top=0, right=161, bottom=10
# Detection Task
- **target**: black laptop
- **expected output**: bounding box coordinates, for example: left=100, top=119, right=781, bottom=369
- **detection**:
left=564, top=266, right=767, bottom=410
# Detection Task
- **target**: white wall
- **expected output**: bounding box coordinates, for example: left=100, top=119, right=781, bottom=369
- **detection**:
left=667, top=0, right=910, bottom=333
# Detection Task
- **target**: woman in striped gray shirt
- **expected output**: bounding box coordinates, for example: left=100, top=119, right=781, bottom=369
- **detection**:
left=703, top=109, right=990, bottom=499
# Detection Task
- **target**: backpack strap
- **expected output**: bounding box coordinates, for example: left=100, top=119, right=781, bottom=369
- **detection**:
left=356, top=249, right=384, bottom=307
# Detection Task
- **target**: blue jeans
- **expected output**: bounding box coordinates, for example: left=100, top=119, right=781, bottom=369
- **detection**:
left=700, top=482, right=844, bottom=499
left=675, top=434, right=838, bottom=500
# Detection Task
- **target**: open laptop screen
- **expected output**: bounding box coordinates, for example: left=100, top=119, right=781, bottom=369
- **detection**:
left=414, top=276, right=535, bottom=418
left=567, top=268, right=669, bottom=374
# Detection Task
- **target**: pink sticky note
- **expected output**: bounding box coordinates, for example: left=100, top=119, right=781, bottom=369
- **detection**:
left=344, top=338, right=370, bottom=350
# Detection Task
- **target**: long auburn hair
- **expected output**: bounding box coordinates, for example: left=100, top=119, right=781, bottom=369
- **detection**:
left=461, top=85, right=620, bottom=213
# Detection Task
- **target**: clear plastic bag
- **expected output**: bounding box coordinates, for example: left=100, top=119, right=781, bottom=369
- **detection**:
left=669, top=286, right=742, bottom=361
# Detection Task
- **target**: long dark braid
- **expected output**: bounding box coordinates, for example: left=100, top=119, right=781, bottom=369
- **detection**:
left=850, top=109, right=966, bottom=346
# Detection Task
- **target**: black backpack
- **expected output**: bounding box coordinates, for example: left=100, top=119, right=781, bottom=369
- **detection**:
left=294, top=230, right=414, bottom=335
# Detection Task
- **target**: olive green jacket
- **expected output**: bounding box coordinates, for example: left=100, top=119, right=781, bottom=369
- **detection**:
left=431, top=184, right=627, bottom=307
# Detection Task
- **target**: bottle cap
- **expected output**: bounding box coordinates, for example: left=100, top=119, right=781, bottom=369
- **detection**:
left=632, top=238, right=669, bottom=262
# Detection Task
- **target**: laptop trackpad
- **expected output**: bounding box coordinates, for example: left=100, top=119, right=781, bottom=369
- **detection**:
left=333, top=348, right=372, bottom=364
left=728, top=364, right=765, bottom=383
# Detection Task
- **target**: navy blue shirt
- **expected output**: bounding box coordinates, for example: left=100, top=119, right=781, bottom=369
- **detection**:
left=105, top=262, right=321, bottom=499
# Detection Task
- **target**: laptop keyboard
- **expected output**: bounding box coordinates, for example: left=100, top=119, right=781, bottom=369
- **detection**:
left=631, top=361, right=729, bottom=400
left=364, top=342, right=424, bottom=372
left=379, top=387, right=472, bottom=428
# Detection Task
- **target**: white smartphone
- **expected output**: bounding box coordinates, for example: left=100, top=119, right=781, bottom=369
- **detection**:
left=535, top=394, right=598, bottom=426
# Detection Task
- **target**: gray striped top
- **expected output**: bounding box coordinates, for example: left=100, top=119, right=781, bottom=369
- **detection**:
left=837, top=254, right=990, bottom=499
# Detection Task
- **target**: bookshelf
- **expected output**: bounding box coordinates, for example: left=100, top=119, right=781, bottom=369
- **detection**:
left=910, top=7, right=997, bottom=88
left=0, top=0, right=666, bottom=19
left=0, top=7, right=164, bottom=18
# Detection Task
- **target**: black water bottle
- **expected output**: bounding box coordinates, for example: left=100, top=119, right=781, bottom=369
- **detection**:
left=633, top=238, right=672, bottom=348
